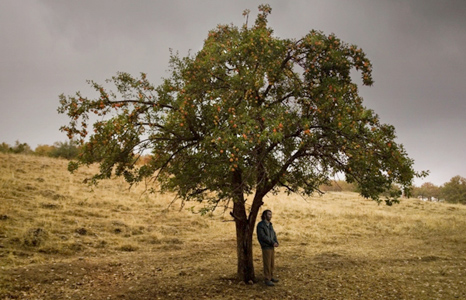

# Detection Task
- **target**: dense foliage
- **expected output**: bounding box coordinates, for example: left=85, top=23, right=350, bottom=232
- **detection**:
left=440, top=176, right=466, bottom=204
left=58, top=5, right=422, bottom=205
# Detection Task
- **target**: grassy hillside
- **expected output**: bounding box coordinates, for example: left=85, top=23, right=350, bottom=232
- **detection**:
left=1, top=153, right=465, bottom=299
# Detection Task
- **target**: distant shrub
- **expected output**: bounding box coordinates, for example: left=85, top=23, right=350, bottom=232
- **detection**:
left=320, top=180, right=357, bottom=192
left=0, top=142, right=10, bottom=153
left=136, top=155, right=153, bottom=165
left=34, top=144, right=56, bottom=157
left=0, top=141, right=34, bottom=154
left=49, top=140, right=80, bottom=160
left=12, top=141, right=34, bottom=154
left=30, top=140, right=81, bottom=159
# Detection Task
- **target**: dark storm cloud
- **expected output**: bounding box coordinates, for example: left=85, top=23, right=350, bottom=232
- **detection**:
left=1, top=0, right=465, bottom=186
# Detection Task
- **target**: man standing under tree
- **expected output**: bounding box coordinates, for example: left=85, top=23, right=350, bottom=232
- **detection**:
left=257, top=210, right=279, bottom=286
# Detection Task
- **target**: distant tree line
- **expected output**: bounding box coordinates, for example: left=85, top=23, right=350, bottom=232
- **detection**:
left=1, top=140, right=465, bottom=204
left=315, top=178, right=466, bottom=205
left=0, top=140, right=79, bottom=160
left=411, top=177, right=466, bottom=205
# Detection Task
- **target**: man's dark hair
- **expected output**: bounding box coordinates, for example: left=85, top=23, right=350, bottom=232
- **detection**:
left=261, top=209, right=272, bottom=221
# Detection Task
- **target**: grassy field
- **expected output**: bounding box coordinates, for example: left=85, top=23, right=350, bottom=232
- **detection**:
left=1, top=152, right=465, bottom=299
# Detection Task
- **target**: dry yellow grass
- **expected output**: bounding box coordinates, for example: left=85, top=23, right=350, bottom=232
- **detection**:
left=1, top=153, right=465, bottom=299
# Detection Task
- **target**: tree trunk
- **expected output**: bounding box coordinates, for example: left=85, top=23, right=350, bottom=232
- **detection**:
left=231, top=170, right=266, bottom=282
left=232, top=194, right=265, bottom=282
left=234, top=213, right=256, bottom=283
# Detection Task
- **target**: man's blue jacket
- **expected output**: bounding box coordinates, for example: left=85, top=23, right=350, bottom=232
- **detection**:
left=256, top=220, right=279, bottom=249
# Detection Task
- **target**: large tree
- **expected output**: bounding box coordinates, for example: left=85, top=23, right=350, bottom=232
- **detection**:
left=58, top=5, right=424, bottom=282
left=441, top=176, right=466, bottom=204
left=413, top=182, right=440, bottom=201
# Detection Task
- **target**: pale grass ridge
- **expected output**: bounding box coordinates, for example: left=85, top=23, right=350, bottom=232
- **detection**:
left=0, top=153, right=215, bottom=264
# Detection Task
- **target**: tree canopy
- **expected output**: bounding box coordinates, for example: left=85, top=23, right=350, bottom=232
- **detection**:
left=441, top=176, right=466, bottom=204
left=58, top=5, right=422, bottom=205
left=58, top=4, right=426, bottom=281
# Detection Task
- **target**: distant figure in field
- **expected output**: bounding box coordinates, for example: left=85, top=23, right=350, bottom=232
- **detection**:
left=256, top=209, right=279, bottom=286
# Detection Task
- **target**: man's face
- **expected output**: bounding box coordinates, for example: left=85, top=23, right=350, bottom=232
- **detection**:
left=266, top=211, right=272, bottom=222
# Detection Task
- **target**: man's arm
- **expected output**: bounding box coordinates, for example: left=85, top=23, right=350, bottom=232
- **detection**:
left=272, top=225, right=279, bottom=247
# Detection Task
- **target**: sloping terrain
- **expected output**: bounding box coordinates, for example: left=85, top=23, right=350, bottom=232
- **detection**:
left=1, top=153, right=465, bottom=299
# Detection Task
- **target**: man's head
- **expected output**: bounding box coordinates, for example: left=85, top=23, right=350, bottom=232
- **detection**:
left=261, top=209, right=272, bottom=222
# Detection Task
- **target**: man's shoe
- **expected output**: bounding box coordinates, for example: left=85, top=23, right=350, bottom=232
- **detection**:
left=265, top=280, right=275, bottom=286
left=271, top=278, right=279, bottom=283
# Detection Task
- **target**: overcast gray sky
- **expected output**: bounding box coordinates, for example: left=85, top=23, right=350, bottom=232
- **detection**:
left=1, top=0, right=465, bottom=186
